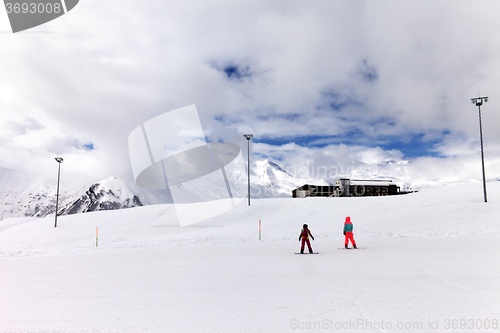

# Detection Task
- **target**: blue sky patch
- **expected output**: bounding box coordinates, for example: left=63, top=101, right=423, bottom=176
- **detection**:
left=321, top=90, right=363, bottom=111
left=367, top=116, right=397, bottom=127
left=209, top=61, right=253, bottom=80
left=83, top=143, right=95, bottom=150
left=222, top=65, right=251, bottom=79
left=255, top=130, right=450, bottom=159
left=376, top=133, right=446, bottom=158
left=256, top=113, right=302, bottom=122
left=358, top=60, right=378, bottom=82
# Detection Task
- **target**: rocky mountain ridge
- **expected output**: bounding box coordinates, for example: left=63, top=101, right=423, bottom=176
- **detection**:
left=0, top=160, right=299, bottom=219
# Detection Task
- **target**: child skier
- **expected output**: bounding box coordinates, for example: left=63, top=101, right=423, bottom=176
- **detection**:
left=343, top=216, right=357, bottom=249
left=299, top=224, right=315, bottom=253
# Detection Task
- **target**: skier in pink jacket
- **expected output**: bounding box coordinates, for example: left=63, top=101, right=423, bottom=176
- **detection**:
left=343, top=216, right=357, bottom=249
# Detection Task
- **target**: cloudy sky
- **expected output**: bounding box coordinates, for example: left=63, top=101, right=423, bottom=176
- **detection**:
left=1, top=0, right=499, bottom=193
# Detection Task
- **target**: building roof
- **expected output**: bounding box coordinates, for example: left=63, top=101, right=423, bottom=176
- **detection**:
left=349, top=180, right=394, bottom=186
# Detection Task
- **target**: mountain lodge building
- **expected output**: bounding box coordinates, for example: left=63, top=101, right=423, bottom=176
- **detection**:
left=292, top=179, right=403, bottom=198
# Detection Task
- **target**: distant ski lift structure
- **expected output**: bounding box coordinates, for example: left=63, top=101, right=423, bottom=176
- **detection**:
left=292, top=179, right=413, bottom=198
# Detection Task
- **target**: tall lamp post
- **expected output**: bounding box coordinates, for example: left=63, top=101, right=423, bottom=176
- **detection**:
left=243, top=134, right=253, bottom=206
left=54, top=157, right=64, bottom=227
left=471, top=96, right=488, bottom=203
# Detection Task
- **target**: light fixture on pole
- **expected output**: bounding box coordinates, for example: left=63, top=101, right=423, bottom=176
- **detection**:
left=471, top=96, right=488, bottom=203
left=54, top=157, right=63, bottom=227
left=243, top=134, right=253, bottom=206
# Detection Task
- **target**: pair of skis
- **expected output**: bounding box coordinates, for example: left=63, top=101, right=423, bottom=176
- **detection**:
left=338, top=247, right=365, bottom=250
left=295, top=247, right=365, bottom=254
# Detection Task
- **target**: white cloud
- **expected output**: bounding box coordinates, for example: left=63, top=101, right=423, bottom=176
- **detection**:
left=0, top=0, right=499, bottom=192
left=253, top=140, right=500, bottom=189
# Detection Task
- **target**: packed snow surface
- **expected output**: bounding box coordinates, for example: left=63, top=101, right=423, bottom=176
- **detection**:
left=1, top=182, right=499, bottom=332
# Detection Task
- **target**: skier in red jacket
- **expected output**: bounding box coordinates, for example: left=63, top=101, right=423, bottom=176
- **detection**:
left=343, top=216, right=357, bottom=249
left=299, top=224, right=314, bottom=253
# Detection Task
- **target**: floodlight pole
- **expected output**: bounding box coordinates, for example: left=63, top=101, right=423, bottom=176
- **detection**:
left=244, top=134, right=253, bottom=206
left=54, top=157, right=64, bottom=227
left=471, top=96, right=488, bottom=203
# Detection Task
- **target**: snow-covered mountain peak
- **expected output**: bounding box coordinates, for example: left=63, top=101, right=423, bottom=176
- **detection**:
left=0, top=176, right=148, bottom=219
left=267, top=160, right=293, bottom=177
left=0, top=159, right=331, bottom=218
left=252, top=159, right=303, bottom=198
left=59, top=177, right=144, bottom=215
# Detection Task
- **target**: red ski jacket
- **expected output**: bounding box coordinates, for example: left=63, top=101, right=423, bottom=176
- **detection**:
left=299, top=228, right=313, bottom=240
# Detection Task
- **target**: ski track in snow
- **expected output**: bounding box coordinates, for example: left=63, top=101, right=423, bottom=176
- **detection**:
left=385, top=207, right=398, bottom=227
left=422, top=268, right=494, bottom=296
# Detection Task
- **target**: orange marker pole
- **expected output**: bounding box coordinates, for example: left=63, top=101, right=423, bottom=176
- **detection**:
left=259, top=219, right=261, bottom=241
left=96, top=226, right=98, bottom=247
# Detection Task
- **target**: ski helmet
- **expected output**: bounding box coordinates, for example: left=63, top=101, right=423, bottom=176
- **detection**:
left=303, top=224, right=308, bottom=229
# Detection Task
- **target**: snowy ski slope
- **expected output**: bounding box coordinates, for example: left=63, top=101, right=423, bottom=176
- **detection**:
left=1, top=182, right=499, bottom=332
